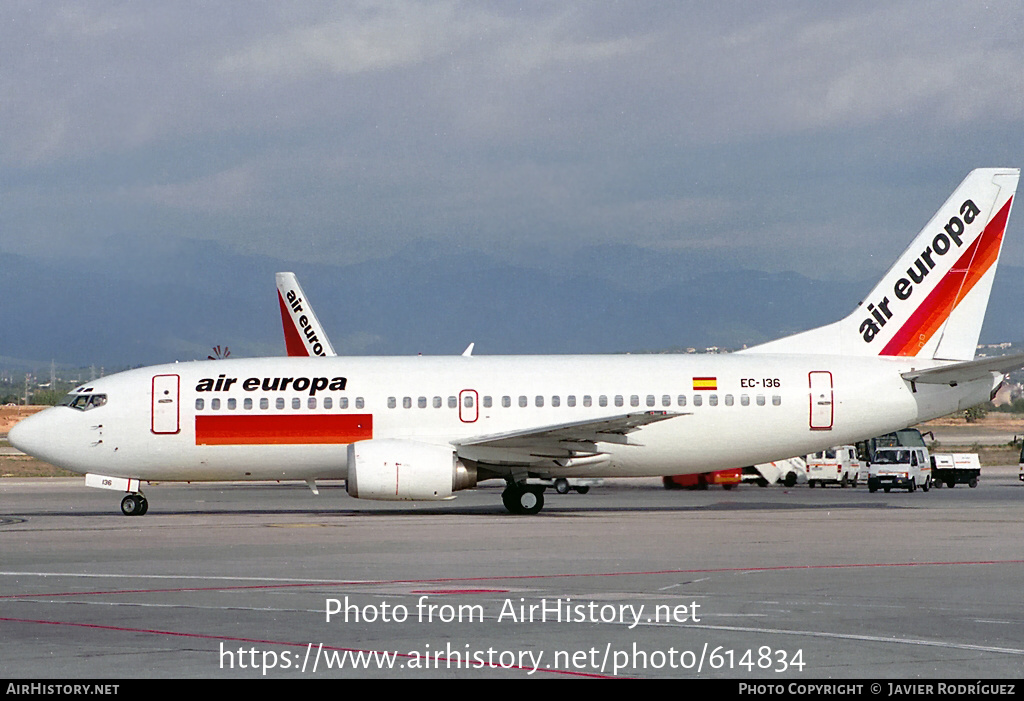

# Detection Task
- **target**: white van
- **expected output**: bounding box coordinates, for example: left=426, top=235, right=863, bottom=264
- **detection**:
left=806, top=446, right=862, bottom=488
left=868, top=447, right=931, bottom=493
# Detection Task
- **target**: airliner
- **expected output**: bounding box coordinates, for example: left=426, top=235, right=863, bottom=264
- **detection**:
left=9, top=168, right=1023, bottom=515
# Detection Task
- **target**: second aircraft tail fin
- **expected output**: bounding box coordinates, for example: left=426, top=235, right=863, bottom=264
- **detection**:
left=276, top=272, right=337, bottom=357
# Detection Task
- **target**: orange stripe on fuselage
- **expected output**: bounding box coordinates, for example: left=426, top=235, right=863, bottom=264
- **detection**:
left=195, top=414, right=373, bottom=445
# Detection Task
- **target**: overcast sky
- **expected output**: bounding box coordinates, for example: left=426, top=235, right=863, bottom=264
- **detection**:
left=3, top=1, right=1024, bottom=281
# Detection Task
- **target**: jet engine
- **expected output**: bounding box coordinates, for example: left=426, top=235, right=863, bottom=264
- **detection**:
left=346, top=439, right=476, bottom=500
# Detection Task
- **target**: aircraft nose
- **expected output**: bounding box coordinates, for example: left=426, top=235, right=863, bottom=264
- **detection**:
left=8, top=410, right=52, bottom=459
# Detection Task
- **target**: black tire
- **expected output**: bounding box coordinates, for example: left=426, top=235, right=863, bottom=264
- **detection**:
left=922, top=478, right=930, bottom=493
left=121, top=494, right=142, bottom=516
left=554, top=478, right=570, bottom=495
left=969, top=477, right=979, bottom=488
left=138, top=497, right=149, bottom=515
left=502, top=485, right=544, bottom=515
left=840, top=474, right=849, bottom=488
left=574, top=486, right=590, bottom=494
left=808, top=480, right=815, bottom=489
left=908, top=478, right=916, bottom=493
left=884, top=487, right=891, bottom=493
left=946, top=479, right=956, bottom=489
left=783, top=473, right=797, bottom=488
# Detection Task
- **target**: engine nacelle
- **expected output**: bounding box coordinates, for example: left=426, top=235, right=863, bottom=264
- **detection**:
left=346, top=439, right=476, bottom=501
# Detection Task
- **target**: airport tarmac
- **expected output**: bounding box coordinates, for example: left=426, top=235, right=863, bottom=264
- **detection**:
left=1, top=470, right=1023, bottom=680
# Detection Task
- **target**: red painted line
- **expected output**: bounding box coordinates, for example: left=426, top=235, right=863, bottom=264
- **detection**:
left=195, top=414, right=373, bottom=445
left=410, top=589, right=511, bottom=594
left=4, top=560, right=1021, bottom=600
left=0, top=617, right=613, bottom=678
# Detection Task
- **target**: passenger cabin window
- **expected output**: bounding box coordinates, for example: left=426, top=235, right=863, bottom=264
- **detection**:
left=260, top=398, right=269, bottom=410
left=502, top=396, right=511, bottom=408
left=244, top=398, right=253, bottom=410
left=323, top=397, right=332, bottom=410
left=448, top=396, right=458, bottom=409
left=195, top=398, right=204, bottom=410
left=693, top=395, right=703, bottom=407
left=355, top=398, right=364, bottom=409
left=433, top=396, right=442, bottom=408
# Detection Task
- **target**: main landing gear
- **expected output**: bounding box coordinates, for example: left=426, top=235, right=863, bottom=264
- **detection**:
left=121, top=493, right=149, bottom=516
left=502, top=482, right=545, bottom=515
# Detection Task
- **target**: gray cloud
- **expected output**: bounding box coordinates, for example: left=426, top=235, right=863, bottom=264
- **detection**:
left=2, top=1, right=1023, bottom=278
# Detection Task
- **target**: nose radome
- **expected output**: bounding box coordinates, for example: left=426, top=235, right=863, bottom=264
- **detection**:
left=7, top=410, right=48, bottom=457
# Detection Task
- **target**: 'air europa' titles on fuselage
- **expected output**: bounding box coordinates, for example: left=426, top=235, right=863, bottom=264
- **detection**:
left=285, top=288, right=329, bottom=357
left=195, top=374, right=348, bottom=396
left=858, top=198, right=982, bottom=344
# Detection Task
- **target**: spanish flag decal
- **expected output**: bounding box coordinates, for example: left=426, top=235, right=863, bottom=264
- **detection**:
left=693, top=377, right=717, bottom=391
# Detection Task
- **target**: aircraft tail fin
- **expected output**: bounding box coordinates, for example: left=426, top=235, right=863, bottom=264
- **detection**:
left=744, top=168, right=1019, bottom=361
left=276, top=272, right=337, bottom=357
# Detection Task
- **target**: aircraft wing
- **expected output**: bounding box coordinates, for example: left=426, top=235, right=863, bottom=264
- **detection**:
left=455, top=410, right=687, bottom=461
left=902, top=352, right=1024, bottom=385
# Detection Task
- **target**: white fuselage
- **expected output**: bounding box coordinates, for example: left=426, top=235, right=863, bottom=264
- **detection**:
left=12, top=353, right=993, bottom=484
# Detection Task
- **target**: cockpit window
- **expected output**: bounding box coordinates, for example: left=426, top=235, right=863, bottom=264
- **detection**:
left=61, top=393, right=107, bottom=411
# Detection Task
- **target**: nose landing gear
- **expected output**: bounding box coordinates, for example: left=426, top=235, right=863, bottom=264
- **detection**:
left=121, top=493, right=149, bottom=516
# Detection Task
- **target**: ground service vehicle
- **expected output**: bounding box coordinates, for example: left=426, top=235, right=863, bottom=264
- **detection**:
left=806, top=446, right=862, bottom=487
left=664, top=468, right=742, bottom=490
left=744, top=458, right=806, bottom=487
left=931, top=453, right=981, bottom=488
left=868, top=446, right=932, bottom=492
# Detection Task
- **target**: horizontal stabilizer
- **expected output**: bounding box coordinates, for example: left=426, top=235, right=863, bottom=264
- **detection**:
left=902, top=352, right=1024, bottom=385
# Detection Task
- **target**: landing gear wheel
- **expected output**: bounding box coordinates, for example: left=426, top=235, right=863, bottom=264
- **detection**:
left=554, top=478, right=570, bottom=495
left=121, top=494, right=146, bottom=516
left=574, top=486, right=590, bottom=494
left=501, top=485, right=545, bottom=515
